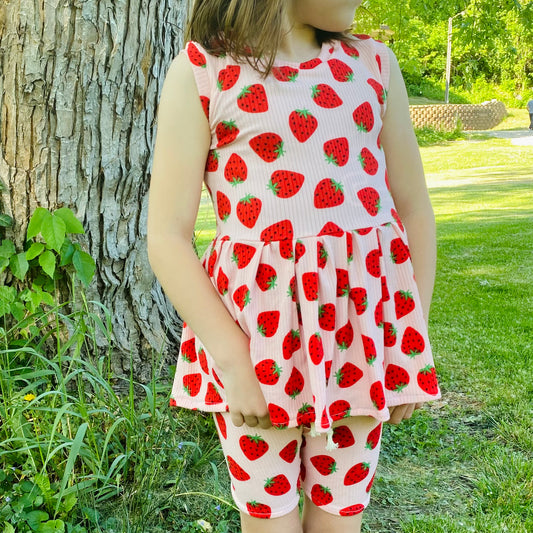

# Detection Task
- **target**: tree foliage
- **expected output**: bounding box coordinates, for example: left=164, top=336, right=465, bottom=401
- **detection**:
left=356, top=0, right=533, bottom=98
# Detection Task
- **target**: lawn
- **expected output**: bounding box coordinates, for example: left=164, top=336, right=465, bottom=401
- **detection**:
left=185, top=131, right=533, bottom=532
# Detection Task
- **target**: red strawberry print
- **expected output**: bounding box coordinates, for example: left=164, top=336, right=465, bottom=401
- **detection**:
left=335, top=321, right=354, bottom=351
left=237, top=194, right=262, bottom=228
left=232, top=243, right=256, bottom=268
left=309, top=332, right=324, bottom=365
left=329, top=399, right=351, bottom=420
left=246, top=501, right=271, bottom=519
left=294, top=240, right=306, bottom=262
left=370, top=380, right=386, bottom=410
left=227, top=456, right=250, bottom=481
left=344, top=462, right=370, bottom=485
left=383, top=321, right=398, bottom=347
left=311, top=84, right=343, bottom=108
left=376, top=53, right=382, bottom=72
left=317, top=241, right=328, bottom=268
left=314, top=178, right=345, bottom=208
left=365, top=423, right=382, bottom=450
left=318, top=303, right=336, bottom=331
left=335, top=362, right=363, bottom=388
left=362, top=335, right=377, bottom=365
left=216, top=191, right=231, bottom=222
left=381, top=275, right=390, bottom=301
left=249, top=132, right=285, bottom=162
left=215, top=120, right=239, bottom=147
left=268, top=403, right=290, bottom=428
left=257, top=310, right=280, bottom=337
left=205, top=149, right=219, bottom=172
left=215, top=412, right=227, bottom=439
left=340, top=504, right=365, bottom=516
left=283, top=329, right=301, bottom=359
left=272, top=65, right=299, bottom=82
left=212, top=368, right=224, bottom=389
left=205, top=382, right=223, bottom=404
left=328, top=58, right=354, bottom=82
left=256, top=263, right=277, bottom=291
left=332, top=424, right=355, bottom=448
left=264, top=474, right=291, bottom=496
left=285, top=367, right=305, bottom=398
left=300, top=57, right=322, bottom=69
left=187, top=42, right=206, bottom=67
left=336, top=268, right=350, bottom=297
left=349, top=287, right=368, bottom=315
left=289, top=109, right=318, bottom=142
left=232, top=284, right=251, bottom=311
left=394, top=290, right=415, bottom=319
left=237, top=84, right=269, bottom=113
left=417, top=365, right=439, bottom=395
left=366, top=472, right=376, bottom=493
left=279, top=439, right=299, bottom=463
left=310, top=455, right=337, bottom=475
left=367, top=77, right=387, bottom=104
left=180, top=338, right=197, bottom=363
left=261, top=219, right=294, bottom=242
left=183, top=373, right=202, bottom=396
left=359, top=147, right=379, bottom=175
left=401, top=326, right=425, bottom=356
left=346, top=231, right=353, bottom=263
left=287, top=276, right=297, bottom=301
left=224, top=153, right=247, bottom=185
left=365, top=248, right=381, bottom=278
left=297, top=403, right=315, bottom=426
left=357, top=187, right=381, bottom=216
left=199, top=96, right=210, bottom=119
left=391, top=208, right=405, bottom=231
left=324, top=137, right=349, bottom=166
left=385, top=364, right=410, bottom=392
left=268, top=170, right=305, bottom=198
left=255, top=359, right=282, bottom=385
left=216, top=267, right=229, bottom=295
left=302, top=272, right=319, bottom=301
left=341, top=41, right=360, bottom=58
left=390, top=237, right=410, bottom=264
left=374, top=299, right=383, bottom=327
left=311, top=484, right=333, bottom=506
left=280, top=240, right=294, bottom=260
left=353, top=102, right=374, bottom=133
left=198, top=347, right=209, bottom=374
left=319, top=221, right=344, bottom=236
left=325, top=360, right=332, bottom=385
left=240, top=434, right=269, bottom=460
left=207, top=248, right=217, bottom=277
left=217, top=65, right=240, bottom=91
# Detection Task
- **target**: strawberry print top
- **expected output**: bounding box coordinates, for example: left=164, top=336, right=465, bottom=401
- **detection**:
left=170, top=35, right=441, bottom=436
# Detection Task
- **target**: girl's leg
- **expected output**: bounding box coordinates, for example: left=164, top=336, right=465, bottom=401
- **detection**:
left=212, top=412, right=304, bottom=533
left=300, top=416, right=383, bottom=533
left=241, top=508, right=302, bottom=533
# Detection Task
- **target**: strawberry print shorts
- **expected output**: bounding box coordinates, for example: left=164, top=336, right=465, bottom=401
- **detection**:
left=213, top=412, right=382, bottom=519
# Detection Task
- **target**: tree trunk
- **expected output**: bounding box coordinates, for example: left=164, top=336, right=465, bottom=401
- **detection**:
left=0, top=0, right=190, bottom=385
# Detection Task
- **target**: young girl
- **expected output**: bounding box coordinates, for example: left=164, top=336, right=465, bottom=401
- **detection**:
left=147, top=1, right=441, bottom=531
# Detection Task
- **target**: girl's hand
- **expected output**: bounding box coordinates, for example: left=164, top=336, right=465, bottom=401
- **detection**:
left=220, top=362, right=272, bottom=430
left=387, top=402, right=424, bottom=425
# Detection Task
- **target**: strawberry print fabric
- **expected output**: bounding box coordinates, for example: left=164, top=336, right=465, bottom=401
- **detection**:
left=213, top=411, right=382, bottom=519
left=170, top=35, right=441, bottom=434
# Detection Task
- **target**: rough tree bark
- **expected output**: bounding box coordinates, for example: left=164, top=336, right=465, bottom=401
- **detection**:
left=0, top=0, right=190, bottom=384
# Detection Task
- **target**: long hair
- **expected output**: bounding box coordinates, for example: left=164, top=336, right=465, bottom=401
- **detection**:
left=184, top=0, right=356, bottom=77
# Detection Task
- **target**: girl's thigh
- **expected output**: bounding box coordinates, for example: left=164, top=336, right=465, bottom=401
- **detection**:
left=212, top=411, right=304, bottom=520
left=299, top=416, right=383, bottom=517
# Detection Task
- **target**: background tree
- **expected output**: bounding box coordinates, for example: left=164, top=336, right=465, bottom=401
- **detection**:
left=0, top=0, right=189, bottom=385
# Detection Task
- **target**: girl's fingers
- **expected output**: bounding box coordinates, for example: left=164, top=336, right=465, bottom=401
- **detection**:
left=244, top=414, right=259, bottom=427
left=231, top=412, right=245, bottom=427
left=258, top=414, right=272, bottom=429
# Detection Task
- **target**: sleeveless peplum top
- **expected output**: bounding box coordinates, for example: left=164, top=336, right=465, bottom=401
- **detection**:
left=169, top=35, right=441, bottom=436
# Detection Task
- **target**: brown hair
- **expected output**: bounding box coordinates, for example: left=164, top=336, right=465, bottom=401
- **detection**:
left=184, top=0, right=356, bottom=78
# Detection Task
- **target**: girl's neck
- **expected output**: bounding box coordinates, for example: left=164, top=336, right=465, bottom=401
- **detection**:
left=276, top=12, right=321, bottom=63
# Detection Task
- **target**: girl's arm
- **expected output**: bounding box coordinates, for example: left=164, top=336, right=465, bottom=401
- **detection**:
left=380, top=48, right=436, bottom=425
left=380, top=48, right=436, bottom=322
left=147, top=53, right=271, bottom=429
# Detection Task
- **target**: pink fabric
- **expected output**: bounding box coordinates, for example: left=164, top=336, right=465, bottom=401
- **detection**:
left=170, top=36, right=441, bottom=434
left=213, top=412, right=382, bottom=519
